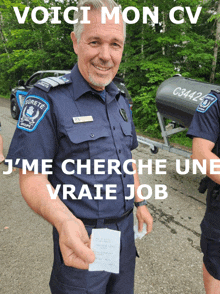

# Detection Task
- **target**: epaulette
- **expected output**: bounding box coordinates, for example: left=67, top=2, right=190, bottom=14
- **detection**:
left=120, top=90, right=126, bottom=97
left=211, top=89, right=220, bottom=95
left=34, top=76, right=72, bottom=93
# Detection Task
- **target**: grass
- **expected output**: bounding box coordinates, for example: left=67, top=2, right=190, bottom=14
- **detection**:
left=0, top=93, right=10, bottom=99
left=136, top=128, right=192, bottom=150
left=169, top=133, right=192, bottom=148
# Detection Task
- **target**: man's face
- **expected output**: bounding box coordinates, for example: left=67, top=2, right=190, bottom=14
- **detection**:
left=71, top=9, right=124, bottom=91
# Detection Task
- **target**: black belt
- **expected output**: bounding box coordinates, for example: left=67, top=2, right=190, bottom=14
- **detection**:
left=79, top=208, right=133, bottom=226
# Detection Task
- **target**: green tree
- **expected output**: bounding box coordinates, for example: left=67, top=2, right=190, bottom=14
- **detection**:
left=118, top=0, right=216, bottom=136
left=0, top=0, right=219, bottom=141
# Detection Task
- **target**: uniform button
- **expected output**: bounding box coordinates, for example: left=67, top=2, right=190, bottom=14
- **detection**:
left=113, top=126, right=116, bottom=130
left=119, top=149, right=121, bottom=153
left=90, top=133, right=95, bottom=138
left=123, top=174, right=126, bottom=178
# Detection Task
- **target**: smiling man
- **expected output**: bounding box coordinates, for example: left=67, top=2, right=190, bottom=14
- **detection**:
left=71, top=5, right=124, bottom=91
left=6, top=0, right=153, bottom=293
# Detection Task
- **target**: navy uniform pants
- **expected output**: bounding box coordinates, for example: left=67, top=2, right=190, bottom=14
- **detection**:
left=200, top=193, right=220, bottom=280
left=201, top=233, right=220, bottom=280
left=49, top=211, right=136, bottom=294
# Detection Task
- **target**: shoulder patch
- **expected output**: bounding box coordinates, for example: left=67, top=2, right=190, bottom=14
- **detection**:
left=196, top=93, right=217, bottom=113
left=211, top=89, right=220, bottom=95
left=17, top=95, right=50, bottom=132
left=34, top=76, right=71, bottom=92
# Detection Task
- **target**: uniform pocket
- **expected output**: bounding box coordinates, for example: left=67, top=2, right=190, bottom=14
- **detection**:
left=66, top=124, right=109, bottom=144
left=64, top=124, right=110, bottom=155
left=120, top=121, right=132, bottom=149
left=50, top=275, right=88, bottom=294
left=120, top=121, right=132, bottom=136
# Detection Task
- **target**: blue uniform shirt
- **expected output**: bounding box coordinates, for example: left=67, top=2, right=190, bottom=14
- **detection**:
left=187, top=90, right=220, bottom=238
left=7, top=64, right=138, bottom=219
left=187, top=90, right=220, bottom=143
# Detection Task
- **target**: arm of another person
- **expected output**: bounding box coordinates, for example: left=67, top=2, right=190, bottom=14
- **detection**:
left=19, top=170, right=95, bottom=269
left=0, top=134, right=5, bottom=162
left=132, top=161, right=153, bottom=234
left=192, top=137, right=220, bottom=184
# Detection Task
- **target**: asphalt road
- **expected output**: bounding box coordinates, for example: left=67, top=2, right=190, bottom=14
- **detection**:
left=0, top=97, right=206, bottom=294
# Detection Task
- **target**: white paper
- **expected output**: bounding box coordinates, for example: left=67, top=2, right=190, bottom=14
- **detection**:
left=133, top=223, right=147, bottom=239
left=89, top=228, right=121, bottom=274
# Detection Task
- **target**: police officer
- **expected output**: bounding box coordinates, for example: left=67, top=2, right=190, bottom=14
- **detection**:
left=187, top=90, right=220, bottom=294
left=6, top=0, right=153, bottom=293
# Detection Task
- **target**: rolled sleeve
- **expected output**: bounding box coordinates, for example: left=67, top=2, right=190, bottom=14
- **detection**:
left=187, top=93, right=220, bottom=143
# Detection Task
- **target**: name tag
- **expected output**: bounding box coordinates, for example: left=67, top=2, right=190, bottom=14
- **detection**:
left=73, top=116, right=93, bottom=124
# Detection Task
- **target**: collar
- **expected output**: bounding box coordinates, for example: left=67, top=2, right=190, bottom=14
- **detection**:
left=70, top=64, right=120, bottom=103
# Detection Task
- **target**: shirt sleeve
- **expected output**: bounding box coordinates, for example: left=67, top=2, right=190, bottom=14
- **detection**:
left=187, top=92, right=220, bottom=143
left=6, top=87, right=59, bottom=173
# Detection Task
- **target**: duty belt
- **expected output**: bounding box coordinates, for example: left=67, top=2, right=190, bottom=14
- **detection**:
left=198, top=176, right=220, bottom=201
left=79, top=208, right=133, bottom=226
left=211, top=185, right=220, bottom=201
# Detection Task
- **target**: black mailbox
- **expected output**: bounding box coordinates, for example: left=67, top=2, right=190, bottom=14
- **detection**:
left=156, top=75, right=220, bottom=128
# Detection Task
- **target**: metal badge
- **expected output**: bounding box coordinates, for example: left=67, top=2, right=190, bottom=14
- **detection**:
left=119, top=109, right=128, bottom=122
left=73, top=116, right=93, bottom=124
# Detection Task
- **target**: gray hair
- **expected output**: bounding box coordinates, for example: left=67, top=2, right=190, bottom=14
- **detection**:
left=74, top=0, right=126, bottom=43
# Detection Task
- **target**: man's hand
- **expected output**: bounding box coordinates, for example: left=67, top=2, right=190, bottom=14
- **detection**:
left=59, top=218, right=95, bottom=270
left=136, top=205, right=153, bottom=234
left=132, top=160, right=153, bottom=235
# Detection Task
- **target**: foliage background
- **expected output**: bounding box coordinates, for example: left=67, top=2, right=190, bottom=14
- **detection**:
left=0, top=0, right=219, bottom=143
